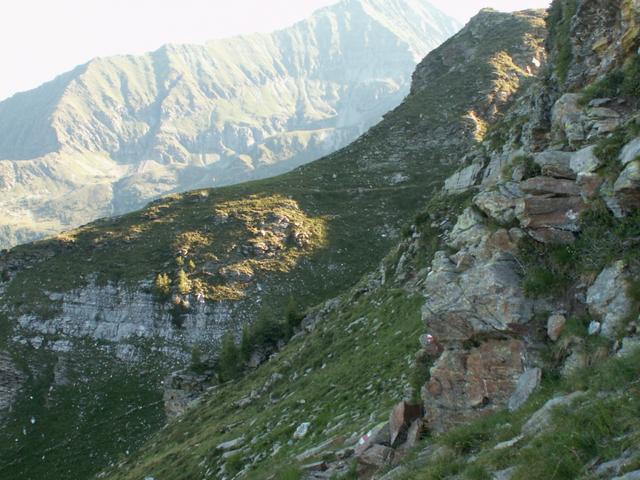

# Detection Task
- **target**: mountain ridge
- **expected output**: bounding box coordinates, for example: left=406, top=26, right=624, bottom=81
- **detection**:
left=0, top=0, right=459, bottom=250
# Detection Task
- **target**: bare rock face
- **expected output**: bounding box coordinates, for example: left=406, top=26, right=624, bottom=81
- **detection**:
left=424, top=339, right=526, bottom=431
left=561, top=0, right=640, bottom=89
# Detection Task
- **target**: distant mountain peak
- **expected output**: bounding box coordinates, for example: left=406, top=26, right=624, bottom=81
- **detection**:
left=0, top=0, right=460, bottom=250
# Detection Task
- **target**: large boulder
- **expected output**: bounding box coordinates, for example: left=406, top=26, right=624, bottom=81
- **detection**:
left=521, top=391, right=587, bottom=436
left=424, top=339, right=526, bottom=432
left=508, top=367, right=542, bottom=411
left=518, top=195, right=586, bottom=243
left=551, top=94, right=585, bottom=145
left=587, top=261, right=634, bottom=339
left=619, top=137, right=640, bottom=166
left=422, top=251, right=533, bottom=342
left=473, top=183, right=523, bottom=225
left=570, top=145, right=602, bottom=174
left=533, top=150, right=576, bottom=179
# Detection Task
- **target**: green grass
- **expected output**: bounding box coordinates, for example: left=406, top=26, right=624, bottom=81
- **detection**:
left=100, top=286, right=426, bottom=480
left=0, top=340, right=166, bottom=480
left=393, top=348, right=640, bottom=480
left=519, top=201, right=640, bottom=298
left=547, top=0, right=578, bottom=83
left=581, top=54, right=640, bottom=105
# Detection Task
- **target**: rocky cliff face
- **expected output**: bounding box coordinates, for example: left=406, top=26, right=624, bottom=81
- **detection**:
left=0, top=8, right=544, bottom=480
left=413, top=0, right=640, bottom=434
left=0, top=0, right=459, bottom=250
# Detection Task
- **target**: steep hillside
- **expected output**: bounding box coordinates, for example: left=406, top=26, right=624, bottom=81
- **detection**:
left=0, top=0, right=460, bottom=250
left=0, top=8, right=546, bottom=480
left=90, top=1, right=640, bottom=479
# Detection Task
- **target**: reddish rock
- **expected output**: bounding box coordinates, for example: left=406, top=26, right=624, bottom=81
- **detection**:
left=389, top=401, right=423, bottom=447
left=520, top=196, right=586, bottom=231
left=521, top=177, right=580, bottom=196
left=577, top=172, right=604, bottom=199
left=424, top=339, right=525, bottom=432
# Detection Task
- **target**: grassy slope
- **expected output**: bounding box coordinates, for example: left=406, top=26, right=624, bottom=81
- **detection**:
left=100, top=192, right=473, bottom=480
left=0, top=10, right=545, bottom=480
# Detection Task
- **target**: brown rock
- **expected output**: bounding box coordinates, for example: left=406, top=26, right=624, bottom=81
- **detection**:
left=521, top=177, right=580, bottom=196
left=389, top=401, right=423, bottom=447
left=424, top=339, right=525, bottom=432
left=520, top=196, right=586, bottom=231
left=577, top=172, right=604, bottom=199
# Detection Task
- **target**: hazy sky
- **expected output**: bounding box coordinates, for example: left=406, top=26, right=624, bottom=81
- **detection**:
left=0, top=0, right=551, bottom=101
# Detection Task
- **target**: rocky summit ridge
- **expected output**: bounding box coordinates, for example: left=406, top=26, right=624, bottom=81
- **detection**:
left=1, top=1, right=640, bottom=480
left=0, top=0, right=459, bottom=250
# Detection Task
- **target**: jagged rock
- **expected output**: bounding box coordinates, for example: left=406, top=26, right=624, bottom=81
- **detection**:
left=614, top=160, right=640, bottom=211
left=294, top=422, right=311, bottom=439
left=447, top=208, right=491, bottom=249
left=444, top=163, right=484, bottom=193
left=619, top=137, right=640, bottom=166
left=521, top=391, right=587, bottom=437
left=473, top=183, right=523, bottom=225
left=551, top=94, right=586, bottom=145
left=570, top=145, right=602, bottom=174
left=532, top=151, right=576, bottom=179
left=588, top=321, right=602, bottom=336
left=508, top=368, right=542, bottom=411
left=520, top=177, right=580, bottom=196
left=422, top=250, right=533, bottom=342
left=547, top=314, right=567, bottom=342
left=388, top=401, right=423, bottom=448
left=424, top=339, right=526, bottom=432
left=587, top=261, right=633, bottom=339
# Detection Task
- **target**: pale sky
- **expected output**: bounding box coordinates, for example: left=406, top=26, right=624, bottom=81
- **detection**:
left=0, top=0, right=551, bottom=101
